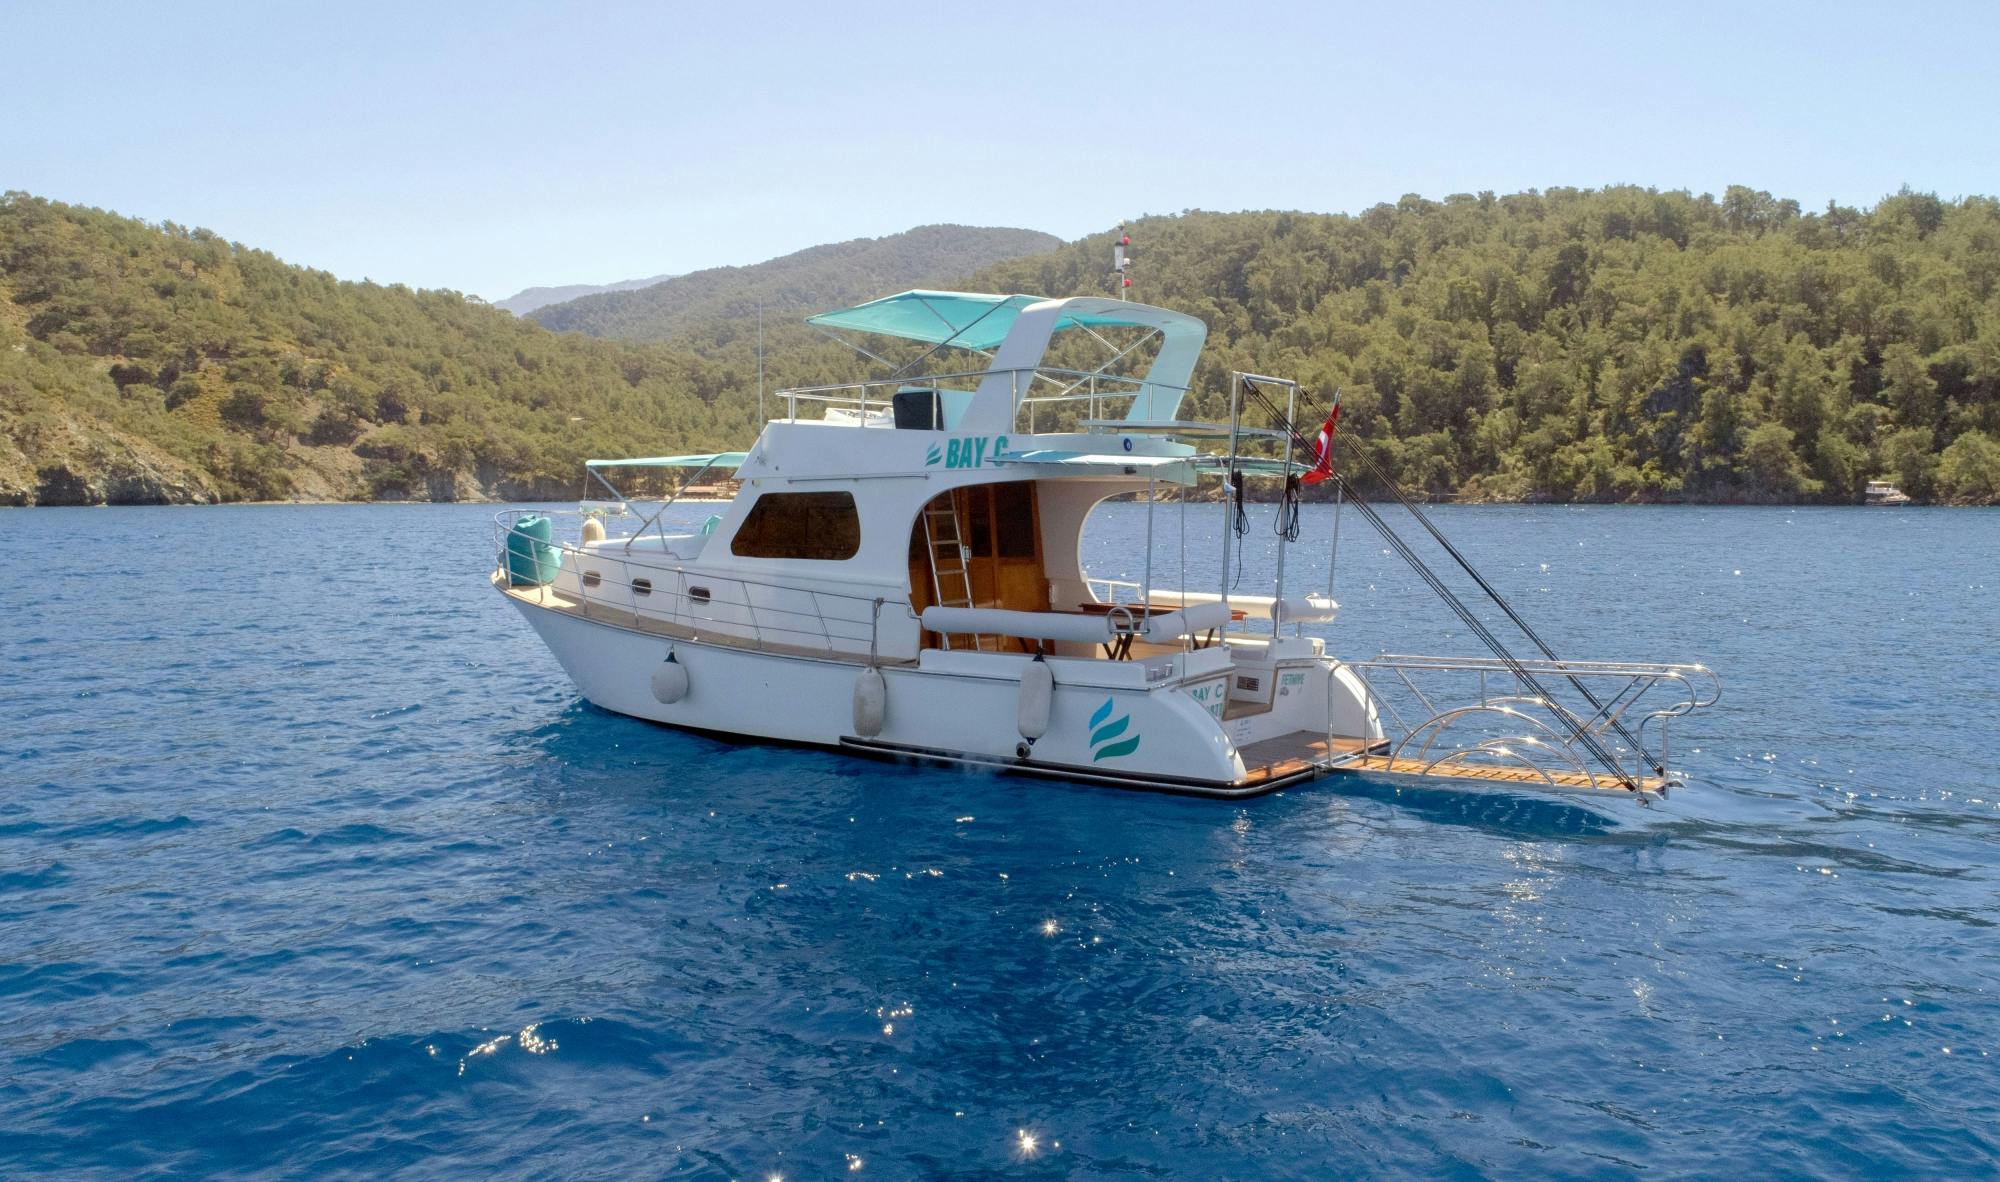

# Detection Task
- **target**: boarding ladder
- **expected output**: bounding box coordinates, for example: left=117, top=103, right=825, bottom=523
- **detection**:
left=922, top=498, right=982, bottom=651
left=1238, top=375, right=1702, bottom=793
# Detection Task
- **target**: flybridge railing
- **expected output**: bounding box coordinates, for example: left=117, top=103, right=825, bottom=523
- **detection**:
left=493, top=510, right=915, bottom=663
left=772, top=366, right=1173, bottom=433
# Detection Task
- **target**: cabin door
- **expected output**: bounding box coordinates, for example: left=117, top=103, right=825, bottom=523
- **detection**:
left=908, top=481, right=1049, bottom=650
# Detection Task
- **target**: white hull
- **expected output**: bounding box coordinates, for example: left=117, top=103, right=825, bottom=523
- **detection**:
left=506, top=589, right=1384, bottom=797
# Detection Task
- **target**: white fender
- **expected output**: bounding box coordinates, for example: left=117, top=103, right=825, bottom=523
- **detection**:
left=1270, top=594, right=1338, bottom=625
left=581, top=516, right=606, bottom=544
left=1017, top=654, right=1054, bottom=741
left=852, top=666, right=887, bottom=737
left=650, top=652, right=689, bottom=704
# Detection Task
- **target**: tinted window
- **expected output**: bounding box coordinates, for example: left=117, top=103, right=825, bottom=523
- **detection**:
left=730, top=492, right=861, bottom=560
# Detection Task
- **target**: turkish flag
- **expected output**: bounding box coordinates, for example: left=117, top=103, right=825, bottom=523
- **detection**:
left=1300, top=399, right=1341, bottom=485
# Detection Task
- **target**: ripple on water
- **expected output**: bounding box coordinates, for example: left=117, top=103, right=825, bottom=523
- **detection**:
left=1, top=503, right=1997, bottom=1178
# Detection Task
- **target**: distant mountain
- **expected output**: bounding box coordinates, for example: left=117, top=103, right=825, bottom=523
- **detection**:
left=529, top=225, right=1063, bottom=342
left=493, top=274, right=676, bottom=316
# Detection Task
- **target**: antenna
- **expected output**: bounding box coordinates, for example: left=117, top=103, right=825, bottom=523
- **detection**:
left=1111, top=225, right=1132, bottom=300
left=757, top=304, right=765, bottom=422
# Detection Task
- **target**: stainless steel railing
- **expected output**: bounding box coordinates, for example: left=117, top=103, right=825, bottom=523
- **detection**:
left=493, top=510, right=916, bottom=662
left=1337, top=654, right=1721, bottom=792
left=771, top=365, right=1177, bottom=433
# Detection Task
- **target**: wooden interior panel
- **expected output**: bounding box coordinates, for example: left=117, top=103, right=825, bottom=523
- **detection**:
left=908, top=481, right=1050, bottom=651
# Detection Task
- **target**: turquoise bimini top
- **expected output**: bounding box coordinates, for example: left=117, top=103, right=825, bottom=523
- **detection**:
left=807, top=290, right=1191, bottom=352
left=806, top=290, right=1210, bottom=428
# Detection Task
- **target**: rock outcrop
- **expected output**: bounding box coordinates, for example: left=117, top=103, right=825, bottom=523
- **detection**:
left=0, top=413, right=219, bottom=506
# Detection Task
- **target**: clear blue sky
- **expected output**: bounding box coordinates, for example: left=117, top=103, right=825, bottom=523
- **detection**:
left=8, top=1, right=1996, bottom=300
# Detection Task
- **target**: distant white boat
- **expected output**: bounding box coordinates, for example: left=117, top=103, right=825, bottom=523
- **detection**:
left=1865, top=480, right=1913, bottom=506
left=494, top=290, right=1716, bottom=802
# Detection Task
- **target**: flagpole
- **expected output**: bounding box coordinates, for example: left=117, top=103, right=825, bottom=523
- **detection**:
left=1272, top=381, right=1297, bottom=634
left=1325, top=389, right=1345, bottom=600
left=1328, top=481, right=1344, bottom=600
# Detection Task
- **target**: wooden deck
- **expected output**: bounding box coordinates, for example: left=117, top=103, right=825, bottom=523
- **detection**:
left=1237, top=733, right=1375, bottom=786
left=1340, top=751, right=1663, bottom=794
left=1236, top=730, right=1664, bottom=795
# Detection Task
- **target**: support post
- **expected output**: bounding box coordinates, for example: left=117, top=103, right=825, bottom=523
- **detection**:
left=1219, top=373, right=1242, bottom=617
left=1327, top=480, right=1345, bottom=599
left=1271, top=379, right=1296, bottom=637
left=1142, top=476, right=1155, bottom=613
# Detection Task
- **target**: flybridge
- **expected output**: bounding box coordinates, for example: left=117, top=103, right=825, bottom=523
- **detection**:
left=798, top=289, right=1208, bottom=430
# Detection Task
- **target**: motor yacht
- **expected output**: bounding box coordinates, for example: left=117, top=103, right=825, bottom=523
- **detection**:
left=495, top=291, right=1716, bottom=801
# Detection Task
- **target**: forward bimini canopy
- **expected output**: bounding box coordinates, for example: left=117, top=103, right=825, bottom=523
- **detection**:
left=808, top=290, right=1207, bottom=430
left=807, top=291, right=1041, bottom=351
left=809, top=290, right=1200, bottom=353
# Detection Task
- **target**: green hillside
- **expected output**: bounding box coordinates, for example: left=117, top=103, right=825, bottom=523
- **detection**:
left=0, top=192, right=756, bottom=504
left=528, top=225, right=1063, bottom=342
left=5, top=186, right=1998, bottom=506
left=962, top=189, right=2000, bottom=504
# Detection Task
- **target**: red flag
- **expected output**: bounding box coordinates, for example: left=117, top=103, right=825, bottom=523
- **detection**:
left=1300, top=399, right=1341, bottom=485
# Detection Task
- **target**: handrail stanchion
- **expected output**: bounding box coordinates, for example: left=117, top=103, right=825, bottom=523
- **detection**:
left=1326, top=480, right=1344, bottom=604
left=1141, top=476, right=1155, bottom=615
left=1271, top=378, right=1297, bottom=637
left=1219, top=372, right=1241, bottom=616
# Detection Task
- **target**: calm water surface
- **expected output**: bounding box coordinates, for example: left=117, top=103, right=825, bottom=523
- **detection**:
left=2, top=502, right=1996, bottom=1179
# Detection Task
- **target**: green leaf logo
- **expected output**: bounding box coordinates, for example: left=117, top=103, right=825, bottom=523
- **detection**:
left=924, top=444, right=943, bottom=467
left=1089, top=697, right=1141, bottom=761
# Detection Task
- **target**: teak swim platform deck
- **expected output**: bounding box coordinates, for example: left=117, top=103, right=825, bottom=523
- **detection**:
left=1235, top=731, right=1670, bottom=797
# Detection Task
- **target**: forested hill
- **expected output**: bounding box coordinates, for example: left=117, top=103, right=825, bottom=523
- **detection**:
left=528, top=225, right=1063, bottom=342
left=0, top=193, right=759, bottom=504
left=4, top=187, right=1999, bottom=506
left=960, top=189, right=2000, bottom=504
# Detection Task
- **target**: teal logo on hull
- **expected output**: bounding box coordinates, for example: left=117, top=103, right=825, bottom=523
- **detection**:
left=1089, top=697, right=1141, bottom=762
left=924, top=444, right=943, bottom=467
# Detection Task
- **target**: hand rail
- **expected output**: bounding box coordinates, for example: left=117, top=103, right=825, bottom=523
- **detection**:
left=494, top=510, right=919, bottom=660
left=768, top=364, right=1182, bottom=433
left=1340, top=653, right=1721, bottom=790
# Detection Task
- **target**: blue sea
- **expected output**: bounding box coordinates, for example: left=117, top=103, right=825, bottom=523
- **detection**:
left=3, top=502, right=1996, bottom=1179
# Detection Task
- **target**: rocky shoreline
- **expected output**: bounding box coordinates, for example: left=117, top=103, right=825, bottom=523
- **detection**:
left=0, top=416, right=583, bottom=508
left=0, top=413, right=1957, bottom=510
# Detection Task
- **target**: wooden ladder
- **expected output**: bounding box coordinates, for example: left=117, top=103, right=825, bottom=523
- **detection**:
left=923, top=498, right=980, bottom=651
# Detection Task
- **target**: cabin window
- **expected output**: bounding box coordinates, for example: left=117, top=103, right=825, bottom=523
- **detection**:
left=582, top=570, right=602, bottom=588
left=632, top=578, right=652, bottom=596
left=729, top=491, right=861, bottom=561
